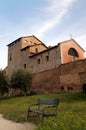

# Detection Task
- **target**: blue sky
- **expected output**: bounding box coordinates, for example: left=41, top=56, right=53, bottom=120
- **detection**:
left=0, top=0, right=86, bottom=69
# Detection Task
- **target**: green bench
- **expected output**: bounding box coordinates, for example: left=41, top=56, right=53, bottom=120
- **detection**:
left=27, top=98, right=60, bottom=121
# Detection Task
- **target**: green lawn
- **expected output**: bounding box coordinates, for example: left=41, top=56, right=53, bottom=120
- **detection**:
left=0, top=93, right=86, bottom=130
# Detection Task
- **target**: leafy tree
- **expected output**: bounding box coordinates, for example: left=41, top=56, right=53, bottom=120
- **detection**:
left=0, top=69, right=9, bottom=95
left=11, top=69, right=32, bottom=94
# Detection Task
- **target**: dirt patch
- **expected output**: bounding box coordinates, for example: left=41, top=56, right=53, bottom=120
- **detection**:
left=0, top=114, right=36, bottom=130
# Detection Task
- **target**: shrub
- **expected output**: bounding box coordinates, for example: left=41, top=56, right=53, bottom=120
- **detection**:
left=0, top=69, right=9, bottom=95
left=11, top=69, right=32, bottom=95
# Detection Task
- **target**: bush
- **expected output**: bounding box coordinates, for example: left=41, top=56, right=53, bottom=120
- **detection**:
left=0, top=69, right=9, bottom=95
left=11, top=69, right=32, bottom=95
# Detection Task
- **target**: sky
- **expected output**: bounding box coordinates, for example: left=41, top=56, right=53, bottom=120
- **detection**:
left=0, top=0, right=86, bottom=69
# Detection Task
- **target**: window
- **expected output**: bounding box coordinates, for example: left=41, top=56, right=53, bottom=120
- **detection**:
left=25, top=40, right=28, bottom=42
left=82, top=84, right=86, bottom=93
left=68, top=48, right=79, bottom=61
left=67, top=87, right=73, bottom=91
left=46, top=56, right=49, bottom=61
left=61, top=86, right=64, bottom=91
left=35, top=48, right=38, bottom=53
left=37, top=59, right=40, bottom=64
left=24, top=64, right=26, bottom=69
left=29, top=41, right=32, bottom=44
left=68, top=48, right=78, bottom=57
left=9, top=53, right=12, bottom=61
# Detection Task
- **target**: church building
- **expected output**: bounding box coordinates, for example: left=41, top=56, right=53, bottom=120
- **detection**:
left=7, top=35, right=86, bottom=93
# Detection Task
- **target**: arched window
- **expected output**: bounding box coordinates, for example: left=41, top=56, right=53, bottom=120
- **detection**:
left=68, top=48, right=79, bottom=57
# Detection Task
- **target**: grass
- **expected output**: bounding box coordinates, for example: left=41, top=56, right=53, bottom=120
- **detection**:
left=0, top=93, right=86, bottom=130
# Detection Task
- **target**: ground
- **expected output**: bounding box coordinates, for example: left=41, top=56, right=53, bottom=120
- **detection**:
left=0, top=114, right=36, bottom=130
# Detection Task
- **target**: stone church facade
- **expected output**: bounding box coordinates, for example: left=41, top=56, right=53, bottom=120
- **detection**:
left=7, top=35, right=86, bottom=93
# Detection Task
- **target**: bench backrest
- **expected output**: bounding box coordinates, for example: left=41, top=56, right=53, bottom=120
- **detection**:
left=38, top=98, right=59, bottom=105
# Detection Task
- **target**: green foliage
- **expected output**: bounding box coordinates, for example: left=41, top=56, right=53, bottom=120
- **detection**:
left=36, top=113, right=86, bottom=130
left=0, top=69, right=9, bottom=95
left=11, top=69, right=32, bottom=94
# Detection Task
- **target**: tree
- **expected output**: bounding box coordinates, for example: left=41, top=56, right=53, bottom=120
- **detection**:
left=11, top=69, right=32, bottom=95
left=0, top=69, right=9, bottom=95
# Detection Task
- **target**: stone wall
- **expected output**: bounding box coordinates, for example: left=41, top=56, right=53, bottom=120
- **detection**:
left=7, top=39, right=22, bottom=78
left=79, top=72, right=86, bottom=84
left=29, top=45, right=61, bottom=73
left=31, top=68, right=60, bottom=93
left=31, top=59, right=86, bottom=93
left=7, top=36, right=47, bottom=78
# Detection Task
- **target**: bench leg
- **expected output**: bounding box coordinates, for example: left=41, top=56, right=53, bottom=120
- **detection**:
left=42, top=114, right=44, bottom=121
left=27, top=110, right=30, bottom=121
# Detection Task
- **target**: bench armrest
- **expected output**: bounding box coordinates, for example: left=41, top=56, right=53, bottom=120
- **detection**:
left=29, top=103, right=38, bottom=106
left=28, top=103, right=38, bottom=110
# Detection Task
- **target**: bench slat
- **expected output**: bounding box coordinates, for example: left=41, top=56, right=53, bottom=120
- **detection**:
left=29, top=109, right=56, bottom=116
left=38, top=98, right=59, bottom=105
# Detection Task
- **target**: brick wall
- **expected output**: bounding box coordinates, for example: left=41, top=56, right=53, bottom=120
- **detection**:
left=31, top=68, right=60, bottom=93
left=79, top=72, right=86, bottom=84
left=31, top=59, right=86, bottom=93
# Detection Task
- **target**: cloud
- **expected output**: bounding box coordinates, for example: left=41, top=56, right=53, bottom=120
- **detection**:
left=36, top=0, right=76, bottom=38
left=75, top=34, right=86, bottom=57
left=0, top=0, right=79, bottom=69
left=75, top=34, right=86, bottom=50
left=36, top=11, right=66, bottom=37
left=45, top=0, right=76, bottom=15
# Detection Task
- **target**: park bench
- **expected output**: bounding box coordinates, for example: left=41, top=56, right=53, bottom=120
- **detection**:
left=27, top=98, right=60, bottom=121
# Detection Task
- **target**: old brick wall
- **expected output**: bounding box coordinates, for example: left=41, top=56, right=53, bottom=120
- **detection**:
left=79, top=72, right=86, bottom=84
left=31, top=59, right=86, bottom=93
left=79, top=72, right=86, bottom=93
left=31, top=68, right=61, bottom=93
left=60, top=59, right=86, bottom=92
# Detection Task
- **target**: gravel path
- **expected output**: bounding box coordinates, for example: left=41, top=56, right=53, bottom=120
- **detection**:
left=0, top=114, right=36, bottom=130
